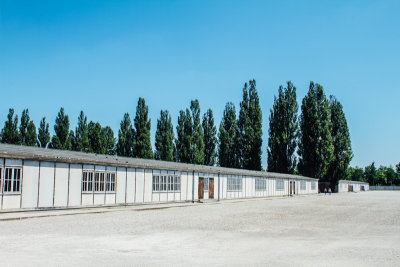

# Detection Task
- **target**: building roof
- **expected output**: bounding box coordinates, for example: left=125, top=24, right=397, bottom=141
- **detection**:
left=0, top=143, right=318, bottom=181
left=338, top=180, right=369, bottom=185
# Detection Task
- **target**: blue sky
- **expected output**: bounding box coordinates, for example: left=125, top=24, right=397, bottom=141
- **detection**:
left=1, top=0, right=399, bottom=168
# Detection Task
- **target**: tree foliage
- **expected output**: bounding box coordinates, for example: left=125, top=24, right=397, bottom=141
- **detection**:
left=38, top=117, right=50, bottom=148
left=88, top=121, right=103, bottom=154
left=175, top=109, right=193, bottom=163
left=155, top=110, right=174, bottom=161
left=50, top=108, right=72, bottom=150
left=190, top=100, right=204, bottom=165
left=267, top=81, right=298, bottom=174
left=325, top=96, right=353, bottom=186
left=364, top=162, right=377, bottom=185
left=298, top=82, right=334, bottom=180
left=116, top=113, right=135, bottom=157
left=237, top=80, right=262, bottom=170
left=1, top=108, right=20, bottom=144
left=19, top=109, right=37, bottom=146
left=218, top=102, right=240, bottom=168
left=74, top=111, right=90, bottom=152
left=133, top=97, right=153, bottom=159
left=202, top=109, right=217, bottom=166
left=102, top=126, right=116, bottom=155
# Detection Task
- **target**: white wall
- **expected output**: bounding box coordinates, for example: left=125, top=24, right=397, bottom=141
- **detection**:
left=0, top=157, right=320, bottom=210
left=69, top=164, right=82, bottom=207
left=21, top=160, right=39, bottom=209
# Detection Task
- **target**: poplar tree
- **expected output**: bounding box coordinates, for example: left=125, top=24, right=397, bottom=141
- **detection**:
left=247, top=80, right=263, bottom=170
left=267, top=81, right=298, bottom=174
left=19, top=109, right=37, bottom=146
left=133, top=97, right=153, bottom=159
left=237, top=85, right=249, bottom=168
left=155, top=110, right=174, bottom=161
left=37, top=117, right=50, bottom=148
left=190, top=99, right=204, bottom=165
left=50, top=108, right=72, bottom=150
left=326, top=96, right=353, bottom=187
left=218, top=102, right=240, bottom=168
left=202, top=109, right=217, bottom=166
left=101, top=126, right=116, bottom=155
left=238, top=80, right=263, bottom=170
left=88, top=121, right=103, bottom=154
left=175, top=109, right=192, bottom=163
left=1, top=108, right=20, bottom=144
left=298, top=82, right=334, bottom=179
left=74, top=111, right=90, bottom=152
left=116, top=113, right=134, bottom=157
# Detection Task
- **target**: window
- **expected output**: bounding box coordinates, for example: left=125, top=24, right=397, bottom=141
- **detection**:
left=84, top=170, right=114, bottom=193
left=255, top=178, right=266, bottom=191
left=168, top=175, right=173, bottom=191
left=300, top=180, right=306, bottom=190
left=311, top=181, right=316, bottom=190
left=276, top=179, right=284, bottom=191
left=106, top=172, right=116, bottom=192
left=227, top=176, right=242, bottom=191
left=82, top=171, right=93, bottom=192
left=152, top=174, right=181, bottom=192
left=3, top=167, right=21, bottom=193
left=152, top=175, right=159, bottom=191
left=94, top=172, right=105, bottom=192
left=200, top=177, right=209, bottom=191
left=174, top=176, right=181, bottom=191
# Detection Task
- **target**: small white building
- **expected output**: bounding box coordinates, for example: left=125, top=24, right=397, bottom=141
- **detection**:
left=0, top=144, right=319, bottom=211
left=337, top=180, right=369, bottom=193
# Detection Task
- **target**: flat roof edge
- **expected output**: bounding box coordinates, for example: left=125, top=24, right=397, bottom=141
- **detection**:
left=0, top=143, right=319, bottom=181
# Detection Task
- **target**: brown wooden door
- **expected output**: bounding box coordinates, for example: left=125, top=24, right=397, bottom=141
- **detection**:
left=293, top=182, right=296, bottom=194
left=199, top=179, right=204, bottom=199
left=209, top=179, right=214, bottom=199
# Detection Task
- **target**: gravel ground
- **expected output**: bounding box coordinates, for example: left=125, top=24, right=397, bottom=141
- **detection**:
left=0, top=191, right=399, bottom=266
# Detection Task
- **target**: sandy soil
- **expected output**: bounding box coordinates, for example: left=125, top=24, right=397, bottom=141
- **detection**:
left=0, top=191, right=399, bottom=266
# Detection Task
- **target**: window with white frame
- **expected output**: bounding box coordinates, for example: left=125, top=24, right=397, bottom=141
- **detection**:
left=152, top=175, right=159, bottom=191
left=311, top=181, right=316, bottom=190
left=276, top=179, right=284, bottom=191
left=174, top=175, right=181, bottom=191
left=3, top=167, right=21, bottom=193
left=300, top=180, right=306, bottom=190
left=106, top=172, right=116, bottom=192
left=83, top=170, right=114, bottom=193
left=152, top=175, right=181, bottom=192
left=94, top=172, right=105, bottom=192
left=227, top=176, right=242, bottom=191
left=82, top=171, right=93, bottom=192
left=168, top=175, right=174, bottom=191
left=255, top=178, right=266, bottom=191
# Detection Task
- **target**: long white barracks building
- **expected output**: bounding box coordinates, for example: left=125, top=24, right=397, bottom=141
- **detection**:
left=0, top=144, right=319, bottom=211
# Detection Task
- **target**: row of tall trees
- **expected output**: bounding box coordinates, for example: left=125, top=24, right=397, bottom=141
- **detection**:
left=0, top=80, right=262, bottom=171
left=347, top=162, right=400, bottom=186
left=1, top=80, right=364, bottom=187
left=0, top=108, right=116, bottom=154
left=267, top=81, right=353, bottom=188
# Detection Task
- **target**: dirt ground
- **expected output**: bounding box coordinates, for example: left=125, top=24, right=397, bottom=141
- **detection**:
left=0, top=191, right=399, bottom=266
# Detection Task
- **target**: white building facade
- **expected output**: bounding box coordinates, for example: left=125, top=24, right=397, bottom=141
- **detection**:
left=337, top=180, right=369, bottom=193
left=0, top=144, right=319, bottom=211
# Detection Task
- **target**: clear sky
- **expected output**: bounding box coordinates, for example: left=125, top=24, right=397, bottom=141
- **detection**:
left=1, top=0, right=399, bottom=168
